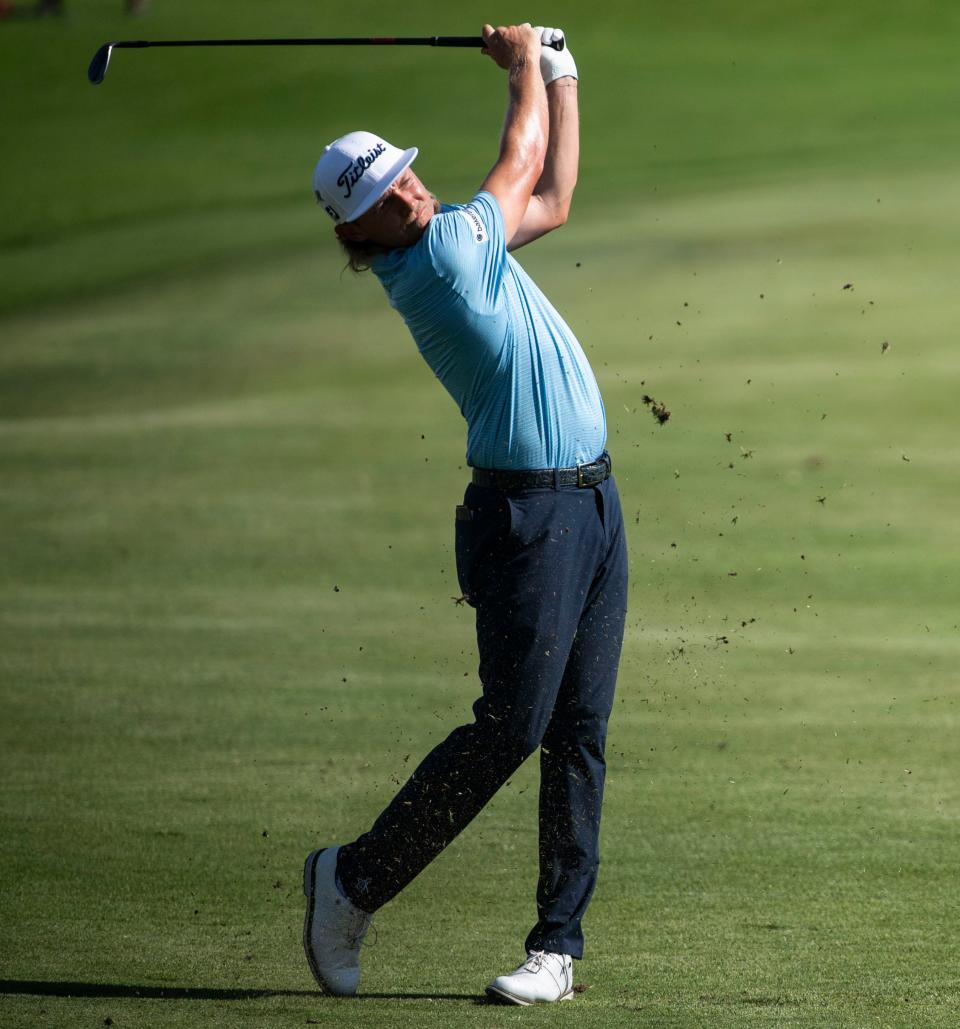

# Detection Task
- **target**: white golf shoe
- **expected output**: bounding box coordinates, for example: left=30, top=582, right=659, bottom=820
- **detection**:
left=302, top=846, right=373, bottom=996
left=486, top=950, right=575, bottom=1005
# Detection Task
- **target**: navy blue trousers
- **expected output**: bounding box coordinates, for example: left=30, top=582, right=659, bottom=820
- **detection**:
left=336, top=473, right=628, bottom=958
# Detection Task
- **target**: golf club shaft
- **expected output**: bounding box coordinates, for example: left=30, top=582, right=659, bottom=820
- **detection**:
left=106, top=36, right=521, bottom=49
left=88, top=34, right=564, bottom=84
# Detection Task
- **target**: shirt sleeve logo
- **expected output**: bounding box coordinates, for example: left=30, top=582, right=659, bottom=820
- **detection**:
left=458, top=206, right=488, bottom=243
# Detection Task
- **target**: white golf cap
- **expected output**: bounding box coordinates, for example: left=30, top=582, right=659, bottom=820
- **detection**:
left=313, top=130, right=418, bottom=223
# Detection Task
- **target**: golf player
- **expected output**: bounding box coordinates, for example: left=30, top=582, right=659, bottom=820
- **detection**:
left=305, top=23, right=628, bottom=1005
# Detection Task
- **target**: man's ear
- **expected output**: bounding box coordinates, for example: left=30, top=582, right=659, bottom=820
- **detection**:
left=335, top=221, right=367, bottom=242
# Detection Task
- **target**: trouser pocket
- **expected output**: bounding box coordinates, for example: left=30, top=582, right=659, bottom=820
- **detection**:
left=454, top=505, right=474, bottom=602
left=453, top=486, right=510, bottom=606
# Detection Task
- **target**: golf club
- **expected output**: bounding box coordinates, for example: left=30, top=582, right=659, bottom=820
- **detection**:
left=87, top=34, right=565, bottom=85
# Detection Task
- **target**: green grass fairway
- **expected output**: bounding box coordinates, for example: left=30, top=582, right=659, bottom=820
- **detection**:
left=2, top=2, right=959, bottom=1026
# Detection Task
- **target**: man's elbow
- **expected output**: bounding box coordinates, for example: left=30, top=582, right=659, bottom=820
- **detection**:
left=549, top=195, right=574, bottom=230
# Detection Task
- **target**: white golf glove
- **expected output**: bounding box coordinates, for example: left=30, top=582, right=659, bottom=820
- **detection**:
left=535, top=26, right=577, bottom=84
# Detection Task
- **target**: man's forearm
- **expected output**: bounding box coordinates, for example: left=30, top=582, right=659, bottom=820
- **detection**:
left=499, top=49, right=549, bottom=175
left=534, top=79, right=579, bottom=221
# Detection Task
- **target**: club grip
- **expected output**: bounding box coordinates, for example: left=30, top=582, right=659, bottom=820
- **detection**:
left=433, top=35, right=565, bottom=51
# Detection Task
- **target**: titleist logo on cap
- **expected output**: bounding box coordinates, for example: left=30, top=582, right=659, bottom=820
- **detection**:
left=337, top=142, right=387, bottom=199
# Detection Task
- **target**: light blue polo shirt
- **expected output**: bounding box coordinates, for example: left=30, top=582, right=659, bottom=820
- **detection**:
left=371, top=191, right=606, bottom=471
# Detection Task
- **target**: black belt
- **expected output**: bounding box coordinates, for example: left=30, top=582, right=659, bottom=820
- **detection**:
left=472, top=452, right=612, bottom=490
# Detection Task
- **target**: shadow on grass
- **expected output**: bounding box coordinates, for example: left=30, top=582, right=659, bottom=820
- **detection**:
left=0, top=979, right=483, bottom=1003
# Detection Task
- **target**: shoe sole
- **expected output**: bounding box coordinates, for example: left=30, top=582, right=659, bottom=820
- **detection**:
left=303, top=847, right=334, bottom=994
left=485, top=984, right=575, bottom=1006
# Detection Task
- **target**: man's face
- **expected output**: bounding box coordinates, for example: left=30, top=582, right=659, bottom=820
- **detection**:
left=338, top=169, right=439, bottom=249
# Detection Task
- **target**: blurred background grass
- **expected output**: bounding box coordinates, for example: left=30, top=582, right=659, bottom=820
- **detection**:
left=1, top=2, right=959, bottom=1026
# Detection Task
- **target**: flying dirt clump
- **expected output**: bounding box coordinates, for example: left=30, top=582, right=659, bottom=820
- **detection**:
left=642, top=394, right=671, bottom=425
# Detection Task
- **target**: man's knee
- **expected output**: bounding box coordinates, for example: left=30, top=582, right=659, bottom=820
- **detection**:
left=468, top=706, right=547, bottom=767
left=542, top=709, right=609, bottom=754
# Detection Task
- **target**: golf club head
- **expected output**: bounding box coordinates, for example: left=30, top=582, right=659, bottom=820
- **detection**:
left=87, top=43, right=113, bottom=85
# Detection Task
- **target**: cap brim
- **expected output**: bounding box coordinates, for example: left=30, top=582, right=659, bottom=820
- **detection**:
left=347, top=147, right=419, bottom=222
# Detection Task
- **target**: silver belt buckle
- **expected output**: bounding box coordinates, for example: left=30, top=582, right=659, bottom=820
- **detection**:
left=577, top=454, right=610, bottom=487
